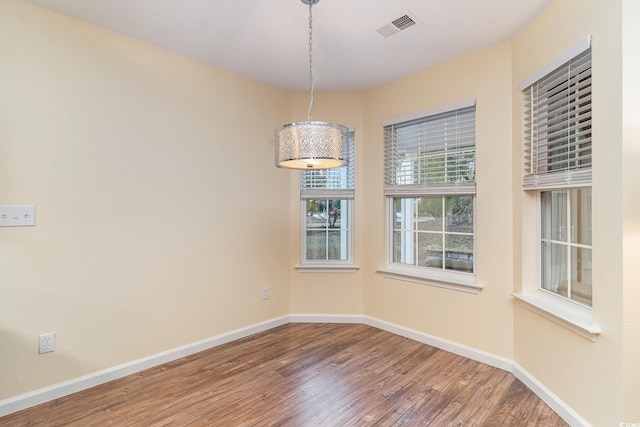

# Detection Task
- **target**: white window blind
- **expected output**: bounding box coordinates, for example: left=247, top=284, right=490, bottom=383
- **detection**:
left=384, top=106, right=476, bottom=196
left=301, top=131, right=354, bottom=199
left=522, top=47, right=592, bottom=189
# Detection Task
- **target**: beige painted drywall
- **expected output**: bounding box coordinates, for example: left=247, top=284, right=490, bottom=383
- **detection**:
left=360, top=42, right=516, bottom=359
left=512, top=0, right=632, bottom=424
left=0, top=0, right=291, bottom=399
left=622, top=0, right=640, bottom=421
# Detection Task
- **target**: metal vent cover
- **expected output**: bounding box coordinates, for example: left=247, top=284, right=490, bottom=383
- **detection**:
left=391, top=15, right=416, bottom=31
left=376, top=11, right=420, bottom=38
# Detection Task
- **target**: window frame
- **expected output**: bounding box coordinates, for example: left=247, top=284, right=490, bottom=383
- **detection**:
left=377, top=99, right=481, bottom=293
left=513, top=36, right=600, bottom=340
left=295, top=130, right=358, bottom=273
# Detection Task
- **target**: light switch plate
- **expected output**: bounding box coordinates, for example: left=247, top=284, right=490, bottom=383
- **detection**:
left=0, top=206, right=36, bottom=227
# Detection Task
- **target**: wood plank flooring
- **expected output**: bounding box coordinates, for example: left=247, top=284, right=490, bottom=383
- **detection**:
left=0, top=323, right=568, bottom=426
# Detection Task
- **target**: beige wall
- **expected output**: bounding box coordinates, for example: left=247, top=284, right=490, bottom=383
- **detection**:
left=360, top=42, right=516, bottom=359
left=622, top=0, right=640, bottom=421
left=512, top=0, right=630, bottom=425
left=0, top=0, right=291, bottom=399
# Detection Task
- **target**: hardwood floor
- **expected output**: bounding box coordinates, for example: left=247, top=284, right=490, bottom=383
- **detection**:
left=0, top=323, right=568, bottom=426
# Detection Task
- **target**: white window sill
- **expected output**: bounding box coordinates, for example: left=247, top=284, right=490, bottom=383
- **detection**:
left=377, top=265, right=481, bottom=294
left=512, top=292, right=601, bottom=341
left=295, top=263, right=359, bottom=273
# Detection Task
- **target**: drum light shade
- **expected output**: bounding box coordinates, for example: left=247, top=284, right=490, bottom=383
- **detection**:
left=275, top=121, right=348, bottom=169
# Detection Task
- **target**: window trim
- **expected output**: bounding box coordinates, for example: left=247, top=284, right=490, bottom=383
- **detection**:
left=512, top=292, right=600, bottom=341
left=518, top=36, right=591, bottom=91
left=382, top=98, right=476, bottom=127
left=377, top=266, right=481, bottom=294
left=296, top=263, right=359, bottom=273
left=379, top=101, right=478, bottom=291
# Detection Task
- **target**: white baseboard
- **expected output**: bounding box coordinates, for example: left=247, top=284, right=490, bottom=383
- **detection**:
left=512, top=362, right=590, bottom=427
left=291, top=314, right=511, bottom=371
left=288, top=313, right=364, bottom=324
left=0, top=315, right=289, bottom=418
left=362, top=316, right=513, bottom=372
left=0, top=313, right=587, bottom=426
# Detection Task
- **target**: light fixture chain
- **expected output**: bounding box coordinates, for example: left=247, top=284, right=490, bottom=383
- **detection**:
left=307, top=0, right=314, bottom=121
left=274, top=0, right=348, bottom=170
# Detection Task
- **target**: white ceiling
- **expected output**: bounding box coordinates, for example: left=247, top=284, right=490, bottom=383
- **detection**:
left=23, top=0, right=551, bottom=91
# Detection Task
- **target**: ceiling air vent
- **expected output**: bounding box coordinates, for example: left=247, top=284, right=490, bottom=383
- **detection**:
left=392, top=15, right=416, bottom=31
left=376, top=11, right=420, bottom=38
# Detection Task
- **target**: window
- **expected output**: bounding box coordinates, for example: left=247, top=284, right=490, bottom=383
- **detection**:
left=514, top=37, right=599, bottom=340
left=379, top=100, right=479, bottom=292
left=523, top=43, right=592, bottom=306
left=297, top=131, right=357, bottom=272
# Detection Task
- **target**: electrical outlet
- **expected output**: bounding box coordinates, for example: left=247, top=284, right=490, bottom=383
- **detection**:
left=0, top=205, right=36, bottom=227
left=262, top=287, right=270, bottom=300
left=39, top=332, right=56, bottom=354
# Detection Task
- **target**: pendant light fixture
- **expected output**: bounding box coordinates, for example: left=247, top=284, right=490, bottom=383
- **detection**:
left=275, top=0, right=349, bottom=170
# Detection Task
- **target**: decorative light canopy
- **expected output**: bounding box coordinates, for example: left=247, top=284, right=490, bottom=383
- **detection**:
left=275, top=0, right=349, bottom=170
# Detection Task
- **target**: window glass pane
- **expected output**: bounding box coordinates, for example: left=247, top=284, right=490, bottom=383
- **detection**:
left=420, top=233, right=442, bottom=269
left=303, top=199, right=349, bottom=262
left=570, top=188, right=592, bottom=245
left=327, top=200, right=342, bottom=228
left=327, top=230, right=347, bottom=260
left=393, top=198, right=417, bottom=265
left=393, top=231, right=403, bottom=263
left=306, top=230, right=327, bottom=260
left=445, top=196, right=473, bottom=233
left=393, top=197, right=417, bottom=230
left=445, top=235, right=474, bottom=272
left=392, top=198, right=401, bottom=229
left=418, top=198, right=443, bottom=231
left=541, top=191, right=568, bottom=241
left=541, top=241, right=568, bottom=296
left=306, top=200, right=327, bottom=228
left=570, top=246, right=592, bottom=305
left=393, top=230, right=416, bottom=265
